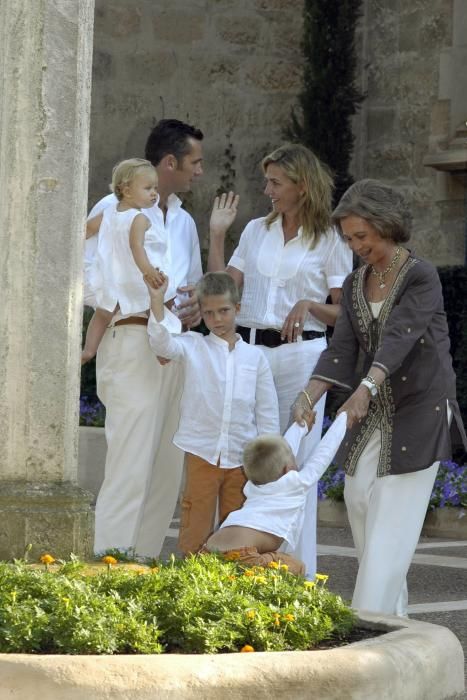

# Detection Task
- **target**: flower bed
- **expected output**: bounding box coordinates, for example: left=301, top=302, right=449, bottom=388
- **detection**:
left=0, top=555, right=355, bottom=655
left=79, top=396, right=105, bottom=427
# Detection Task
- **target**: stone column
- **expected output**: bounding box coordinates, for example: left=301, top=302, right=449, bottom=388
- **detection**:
left=0, top=0, right=95, bottom=559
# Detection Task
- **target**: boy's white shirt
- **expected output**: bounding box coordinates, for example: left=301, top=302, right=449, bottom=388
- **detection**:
left=146, top=309, right=280, bottom=468
left=219, top=413, right=347, bottom=549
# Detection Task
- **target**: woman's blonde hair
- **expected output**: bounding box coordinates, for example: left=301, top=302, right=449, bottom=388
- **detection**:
left=262, top=143, right=334, bottom=247
left=110, top=158, right=156, bottom=201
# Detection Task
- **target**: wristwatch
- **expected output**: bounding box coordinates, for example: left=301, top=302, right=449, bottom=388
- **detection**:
left=360, top=376, right=378, bottom=398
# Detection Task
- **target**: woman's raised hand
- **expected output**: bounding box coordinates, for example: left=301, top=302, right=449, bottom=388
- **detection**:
left=209, top=191, right=240, bottom=236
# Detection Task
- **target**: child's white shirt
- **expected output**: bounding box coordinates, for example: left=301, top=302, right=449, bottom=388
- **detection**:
left=219, top=413, right=347, bottom=549
left=147, top=311, right=280, bottom=467
left=87, top=203, right=167, bottom=315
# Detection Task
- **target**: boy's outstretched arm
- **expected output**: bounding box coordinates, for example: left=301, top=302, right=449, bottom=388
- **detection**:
left=298, top=412, right=347, bottom=487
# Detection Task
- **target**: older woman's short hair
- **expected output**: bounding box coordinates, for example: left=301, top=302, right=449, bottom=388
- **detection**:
left=332, top=179, right=412, bottom=243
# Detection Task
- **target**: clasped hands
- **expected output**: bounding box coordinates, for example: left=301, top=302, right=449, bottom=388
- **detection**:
left=292, top=385, right=371, bottom=431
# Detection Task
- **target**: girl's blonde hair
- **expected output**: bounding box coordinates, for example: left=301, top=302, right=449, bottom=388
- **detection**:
left=110, top=158, right=156, bottom=201
left=262, top=143, right=334, bottom=247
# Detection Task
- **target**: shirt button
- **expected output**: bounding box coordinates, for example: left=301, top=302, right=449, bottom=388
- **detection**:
left=435, top=406, right=440, bottom=411
left=407, top=328, right=411, bottom=333
left=401, top=446, right=407, bottom=452
left=333, top=358, right=339, bottom=363
left=420, top=338, right=425, bottom=344
left=401, top=376, right=407, bottom=382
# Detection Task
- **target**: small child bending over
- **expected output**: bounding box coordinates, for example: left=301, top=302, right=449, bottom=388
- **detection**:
left=203, top=412, right=347, bottom=575
left=82, top=158, right=164, bottom=364
left=146, top=271, right=280, bottom=555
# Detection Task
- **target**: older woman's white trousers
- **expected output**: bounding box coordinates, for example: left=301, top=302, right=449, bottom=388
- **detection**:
left=261, top=337, right=327, bottom=579
left=344, top=427, right=439, bottom=616
left=94, top=325, right=184, bottom=558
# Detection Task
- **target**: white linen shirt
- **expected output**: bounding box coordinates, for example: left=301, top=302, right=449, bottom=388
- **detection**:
left=219, top=413, right=347, bottom=548
left=229, top=217, right=352, bottom=332
left=147, top=313, right=280, bottom=467
left=84, top=193, right=202, bottom=316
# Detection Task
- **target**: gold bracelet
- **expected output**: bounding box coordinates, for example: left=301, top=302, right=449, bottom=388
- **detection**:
left=301, top=390, right=314, bottom=410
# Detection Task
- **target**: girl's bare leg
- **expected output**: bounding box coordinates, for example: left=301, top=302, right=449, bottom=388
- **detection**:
left=81, top=308, right=115, bottom=364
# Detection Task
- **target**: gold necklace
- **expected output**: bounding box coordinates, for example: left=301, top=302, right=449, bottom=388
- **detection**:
left=370, top=247, right=402, bottom=289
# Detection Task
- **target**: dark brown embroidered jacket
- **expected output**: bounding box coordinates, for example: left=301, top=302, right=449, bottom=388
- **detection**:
left=312, top=255, right=467, bottom=476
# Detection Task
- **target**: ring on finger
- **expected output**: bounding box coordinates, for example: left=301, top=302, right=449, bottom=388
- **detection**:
left=294, top=322, right=300, bottom=328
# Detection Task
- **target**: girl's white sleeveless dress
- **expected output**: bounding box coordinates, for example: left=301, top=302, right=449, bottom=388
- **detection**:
left=87, top=203, right=167, bottom=315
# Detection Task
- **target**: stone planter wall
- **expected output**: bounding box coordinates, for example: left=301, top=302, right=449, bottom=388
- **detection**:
left=0, top=613, right=463, bottom=699
left=317, top=499, right=467, bottom=540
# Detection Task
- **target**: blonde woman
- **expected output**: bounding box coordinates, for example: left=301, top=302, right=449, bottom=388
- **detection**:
left=208, top=143, right=352, bottom=577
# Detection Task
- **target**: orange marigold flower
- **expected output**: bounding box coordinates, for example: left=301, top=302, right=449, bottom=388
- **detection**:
left=40, top=554, right=55, bottom=565
left=224, top=550, right=241, bottom=561
left=267, top=561, right=279, bottom=569
left=240, top=644, right=255, bottom=652
left=243, top=569, right=255, bottom=577
left=228, top=575, right=236, bottom=581
left=102, top=555, right=118, bottom=566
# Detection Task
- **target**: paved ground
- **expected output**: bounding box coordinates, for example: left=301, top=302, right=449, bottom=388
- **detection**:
left=161, top=513, right=467, bottom=697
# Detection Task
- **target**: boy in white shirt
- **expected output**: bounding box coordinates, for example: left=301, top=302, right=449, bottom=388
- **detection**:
left=203, top=412, right=347, bottom=575
left=147, top=272, right=280, bottom=555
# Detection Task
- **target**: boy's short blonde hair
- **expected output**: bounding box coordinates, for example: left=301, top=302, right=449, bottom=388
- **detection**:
left=196, top=272, right=240, bottom=305
left=243, top=435, right=295, bottom=485
left=110, top=158, right=156, bottom=201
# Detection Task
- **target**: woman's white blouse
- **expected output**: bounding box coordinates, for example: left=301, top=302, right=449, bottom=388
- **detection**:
left=229, top=216, right=352, bottom=332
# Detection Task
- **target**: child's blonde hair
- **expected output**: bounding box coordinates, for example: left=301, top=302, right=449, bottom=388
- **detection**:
left=196, top=272, right=240, bottom=305
left=110, top=158, right=156, bottom=201
left=243, top=435, right=295, bottom=486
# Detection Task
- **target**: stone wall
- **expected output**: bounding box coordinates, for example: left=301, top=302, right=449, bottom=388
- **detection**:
left=89, top=0, right=466, bottom=266
left=353, top=0, right=467, bottom=265
left=89, top=0, right=305, bottom=257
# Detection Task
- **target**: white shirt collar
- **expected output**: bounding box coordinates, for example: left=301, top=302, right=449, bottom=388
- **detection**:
left=206, top=332, right=243, bottom=348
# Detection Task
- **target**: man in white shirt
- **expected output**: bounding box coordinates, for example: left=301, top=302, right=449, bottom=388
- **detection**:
left=147, top=271, right=280, bottom=555
left=86, top=119, right=204, bottom=558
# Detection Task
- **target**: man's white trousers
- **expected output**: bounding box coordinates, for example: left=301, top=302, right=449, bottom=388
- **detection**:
left=94, top=324, right=184, bottom=558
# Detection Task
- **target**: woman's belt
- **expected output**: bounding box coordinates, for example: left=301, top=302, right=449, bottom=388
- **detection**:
left=237, top=325, right=325, bottom=348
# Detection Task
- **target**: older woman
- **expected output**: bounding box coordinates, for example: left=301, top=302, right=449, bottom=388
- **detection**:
left=208, top=143, right=352, bottom=577
left=294, top=179, right=467, bottom=614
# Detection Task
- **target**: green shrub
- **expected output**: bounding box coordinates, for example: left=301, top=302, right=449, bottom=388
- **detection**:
left=0, top=555, right=355, bottom=655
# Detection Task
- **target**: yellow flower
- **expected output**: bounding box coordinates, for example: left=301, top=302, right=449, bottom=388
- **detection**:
left=273, top=613, right=281, bottom=627
left=245, top=610, right=256, bottom=619
left=280, top=564, right=288, bottom=572
left=224, top=550, right=241, bottom=561
left=283, top=614, right=295, bottom=622
left=102, top=555, right=118, bottom=566
left=40, top=554, right=55, bottom=566
left=304, top=580, right=315, bottom=588
left=243, top=569, right=255, bottom=577
left=315, top=573, right=329, bottom=583
left=254, top=576, right=267, bottom=584
left=267, top=561, right=279, bottom=569
left=240, top=644, right=255, bottom=652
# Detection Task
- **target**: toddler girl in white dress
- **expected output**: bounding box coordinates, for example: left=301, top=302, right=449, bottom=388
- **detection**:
left=82, top=158, right=165, bottom=364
